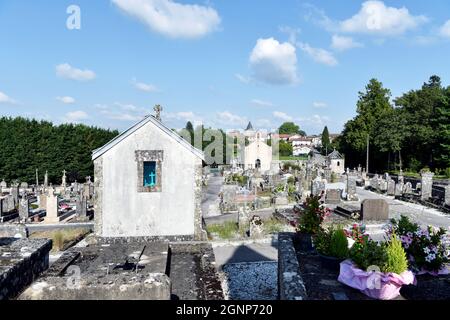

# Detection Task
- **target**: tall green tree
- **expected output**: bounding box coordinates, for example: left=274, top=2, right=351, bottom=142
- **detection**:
left=394, top=75, right=446, bottom=169
left=321, top=126, right=331, bottom=155
left=339, top=78, right=393, bottom=170
left=0, top=117, right=118, bottom=184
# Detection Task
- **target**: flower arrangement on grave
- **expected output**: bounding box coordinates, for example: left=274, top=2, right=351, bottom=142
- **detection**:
left=389, top=215, right=449, bottom=275
left=338, top=234, right=415, bottom=300
left=294, top=195, right=331, bottom=251
left=314, top=225, right=349, bottom=270
left=344, top=223, right=367, bottom=245
left=296, top=195, right=331, bottom=235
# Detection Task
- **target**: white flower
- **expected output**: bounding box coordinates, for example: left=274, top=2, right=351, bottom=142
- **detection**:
left=423, top=247, right=431, bottom=254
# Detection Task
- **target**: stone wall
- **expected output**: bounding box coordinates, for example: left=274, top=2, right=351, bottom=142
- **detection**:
left=0, top=238, right=52, bottom=300
left=278, top=233, right=307, bottom=300
left=0, top=224, right=29, bottom=238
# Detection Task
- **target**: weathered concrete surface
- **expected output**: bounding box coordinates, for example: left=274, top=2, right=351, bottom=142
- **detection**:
left=361, top=199, right=389, bottom=221
left=169, top=242, right=224, bottom=300
left=0, top=238, right=52, bottom=300
left=278, top=233, right=307, bottom=300
left=19, top=242, right=171, bottom=300
left=0, top=224, right=29, bottom=238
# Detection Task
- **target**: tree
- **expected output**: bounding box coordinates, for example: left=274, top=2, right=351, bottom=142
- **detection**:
left=279, top=140, right=293, bottom=157
left=0, top=116, right=118, bottom=184
left=321, top=126, right=331, bottom=155
left=185, top=121, right=194, bottom=132
left=278, top=122, right=305, bottom=136
left=337, top=75, right=450, bottom=173
left=394, top=75, right=446, bottom=169
left=433, top=85, right=450, bottom=168
left=373, top=108, right=408, bottom=171
left=339, top=79, right=393, bottom=170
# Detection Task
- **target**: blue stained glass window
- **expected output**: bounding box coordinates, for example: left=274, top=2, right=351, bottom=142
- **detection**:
left=143, top=161, right=157, bottom=187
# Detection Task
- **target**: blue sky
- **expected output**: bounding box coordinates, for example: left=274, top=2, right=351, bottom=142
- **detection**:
left=1, top=0, right=450, bottom=135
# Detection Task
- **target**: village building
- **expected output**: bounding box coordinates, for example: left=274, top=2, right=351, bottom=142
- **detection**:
left=239, top=123, right=272, bottom=172
left=92, top=112, right=205, bottom=239
left=290, top=137, right=313, bottom=156
left=327, top=149, right=345, bottom=174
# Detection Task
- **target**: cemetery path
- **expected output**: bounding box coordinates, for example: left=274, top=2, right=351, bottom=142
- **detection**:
left=212, top=239, right=278, bottom=269
left=202, top=175, right=224, bottom=218
left=213, top=239, right=279, bottom=300
left=356, top=187, right=450, bottom=230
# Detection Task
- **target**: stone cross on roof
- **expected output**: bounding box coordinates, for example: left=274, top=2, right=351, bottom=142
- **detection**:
left=153, top=104, right=163, bottom=121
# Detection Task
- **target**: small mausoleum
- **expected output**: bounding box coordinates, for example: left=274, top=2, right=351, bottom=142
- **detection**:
left=92, top=110, right=205, bottom=240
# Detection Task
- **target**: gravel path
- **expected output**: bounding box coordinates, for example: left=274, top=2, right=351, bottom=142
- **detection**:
left=220, top=262, right=278, bottom=300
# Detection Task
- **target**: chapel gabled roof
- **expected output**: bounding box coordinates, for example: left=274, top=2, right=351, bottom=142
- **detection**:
left=328, top=149, right=343, bottom=159
left=245, top=122, right=254, bottom=131
left=92, top=115, right=204, bottom=161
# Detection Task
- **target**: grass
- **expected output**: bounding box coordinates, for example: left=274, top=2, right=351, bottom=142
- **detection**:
left=264, top=218, right=286, bottom=234
left=206, top=221, right=239, bottom=240
left=389, top=170, right=448, bottom=180
left=206, top=217, right=288, bottom=240
left=279, top=156, right=308, bottom=161
left=30, top=228, right=91, bottom=252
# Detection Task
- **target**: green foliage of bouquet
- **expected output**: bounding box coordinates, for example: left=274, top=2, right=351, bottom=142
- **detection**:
left=384, top=235, right=409, bottom=274
left=349, top=234, right=409, bottom=274
left=330, top=229, right=350, bottom=260
left=390, top=215, right=449, bottom=273
left=349, top=238, right=387, bottom=272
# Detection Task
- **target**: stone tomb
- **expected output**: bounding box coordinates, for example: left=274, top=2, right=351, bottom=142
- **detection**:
left=20, top=241, right=170, bottom=300
left=0, top=238, right=52, bottom=300
left=325, top=189, right=342, bottom=204
left=360, top=199, right=389, bottom=221
left=311, top=177, right=325, bottom=197
left=346, top=175, right=358, bottom=201
left=387, top=179, right=396, bottom=196
left=19, top=240, right=224, bottom=300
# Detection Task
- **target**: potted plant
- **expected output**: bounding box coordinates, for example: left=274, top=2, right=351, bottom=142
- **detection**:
left=338, top=234, right=415, bottom=300
left=295, top=194, right=330, bottom=251
left=314, top=225, right=349, bottom=271
left=389, top=215, right=449, bottom=275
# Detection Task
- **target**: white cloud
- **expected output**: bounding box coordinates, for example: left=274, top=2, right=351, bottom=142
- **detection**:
left=97, top=102, right=149, bottom=122
left=339, top=1, right=428, bottom=36
left=112, top=0, right=221, bottom=39
left=64, top=110, right=89, bottom=123
left=298, top=42, right=338, bottom=66
left=298, top=114, right=330, bottom=128
left=439, top=20, right=450, bottom=38
left=0, top=91, right=17, bottom=104
left=235, top=73, right=251, bottom=84
left=331, top=35, right=363, bottom=51
left=273, top=111, right=293, bottom=122
left=251, top=99, right=274, bottom=107
left=56, top=96, right=76, bottom=104
left=132, top=79, right=159, bottom=92
left=249, top=38, right=298, bottom=85
left=313, top=102, right=327, bottom=108
left=164, top=111, right=203, bottom=126
left=216, top=111, right=248, bottom=127
left=106, top=113, right=143, bottom=122
left=56, top=63, right=96, bottom=81
left=255, top=118, right=273, bottom=128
